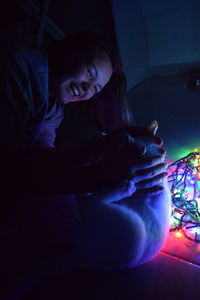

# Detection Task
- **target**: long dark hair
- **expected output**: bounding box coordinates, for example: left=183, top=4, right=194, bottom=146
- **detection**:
left=47, top=31, right=133, bottom=133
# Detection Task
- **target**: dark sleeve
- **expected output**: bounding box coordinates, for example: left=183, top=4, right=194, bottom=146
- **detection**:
left=1, top=148, right=100, bottom=195
left=34, top=102, right=64, bottom=148
left=0, top=46, right=48, bottom=151
left=0, top=48, right=30, bottom=151
left=1, top=132, right=120, bottom=195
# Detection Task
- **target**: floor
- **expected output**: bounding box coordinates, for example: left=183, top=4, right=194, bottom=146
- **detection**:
left=25, top=251, right=200, bottom=300
left=163, top=232, right=200, bottom=265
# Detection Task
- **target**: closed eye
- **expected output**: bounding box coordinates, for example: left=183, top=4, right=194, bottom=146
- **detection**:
left=87, top=67, right=94, bottom=80
left=94, top=85, right=98, bottom=93
left=94, top=84, right=102, bottom=94
left=87, top=64, right=102, bottom=93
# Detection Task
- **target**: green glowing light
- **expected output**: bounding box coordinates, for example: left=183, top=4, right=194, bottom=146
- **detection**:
left=168, top=145, right=200, bottom=161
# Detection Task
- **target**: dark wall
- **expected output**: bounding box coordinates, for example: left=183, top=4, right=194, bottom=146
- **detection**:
left=111, top=0, right=149, bottom=90
left=48, top=0, right=116, bottom=44
left=111, top=0, right=200, bottom=89
left=146, top=1, right=200, bottom=67
left=0, top=0, right=116, bottom=48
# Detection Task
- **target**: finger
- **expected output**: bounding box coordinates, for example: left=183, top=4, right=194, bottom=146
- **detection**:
left=108, top=155, right=164, bottom=178
left=158, top=148, right=166, bottom=162
left=124, top=125, right=164, bottom=150
left=159, top=147, right=166, bottom=155
left=108, top=129, right=146, bottom=155
left=91, top=179, right=136, bottom=203
left=154, top=136, right=163, bottom=146
left=135, top=172, right=168, bottom=189
left=134, top=163, right=168, bottom=182
left=131, top=155, right=164, bottom=170
left=124, top=125, right=150, bottom=137
left=148, top=120, right=158, bottom=135
left=92, top=129, right=133, bottom=157
left=135, top=185, right=164, bottom=197
left=124, top=125, right=159, bottom=139
left=118, top=156, right=165, bottom=179
left=112, top=146, right=146, bottom=160
left=123, top=144, right=146, bottom=156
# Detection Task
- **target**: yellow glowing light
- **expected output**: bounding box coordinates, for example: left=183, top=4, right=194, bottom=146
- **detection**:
left=174, top=194, right=180, bottom=198
left=175, top=231, right=183, bottom=238
left=195, top=148, right=198, bottom=152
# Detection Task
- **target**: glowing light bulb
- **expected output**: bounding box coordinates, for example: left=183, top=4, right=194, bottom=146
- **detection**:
left=168, top=151, right=200, bottom=243
left=196, top=197, right=200, bottom=206
left=175, top=194, right=180, bottom=198
left=175, top=231, right=183, bottom=238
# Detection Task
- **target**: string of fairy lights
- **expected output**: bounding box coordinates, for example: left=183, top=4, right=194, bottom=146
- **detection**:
left=168, top=149, right=200, bottom=243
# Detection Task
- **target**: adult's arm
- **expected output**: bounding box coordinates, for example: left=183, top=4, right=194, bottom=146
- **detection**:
left=0, top=147, right=99, bottom=195
left=0, top=130, right=142, bottom=194
left=0, top=116, right=166, bottom=195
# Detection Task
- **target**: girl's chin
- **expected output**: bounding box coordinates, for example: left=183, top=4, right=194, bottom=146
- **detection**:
left=56, top=92, right=73, bottom=104
left=56, top=92, right=89, bottom=104
left=56, top=96, right=69, bottom=105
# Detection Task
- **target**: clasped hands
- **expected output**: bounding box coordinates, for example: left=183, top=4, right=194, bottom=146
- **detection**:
left=93, top=121, right=168, bottom=198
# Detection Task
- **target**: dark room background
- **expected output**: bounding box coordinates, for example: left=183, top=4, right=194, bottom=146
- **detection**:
left=112, top=0, right=200, bottom=160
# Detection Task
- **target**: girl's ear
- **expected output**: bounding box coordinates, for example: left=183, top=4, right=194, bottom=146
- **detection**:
left=148, top=120, right=158, bottom=135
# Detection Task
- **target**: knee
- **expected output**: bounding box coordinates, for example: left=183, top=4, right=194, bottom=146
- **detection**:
left=73, top=204, right=147, bottom=271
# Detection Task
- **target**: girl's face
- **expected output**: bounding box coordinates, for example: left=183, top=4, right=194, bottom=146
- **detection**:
left=55, top=46, right=113, bottom=104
